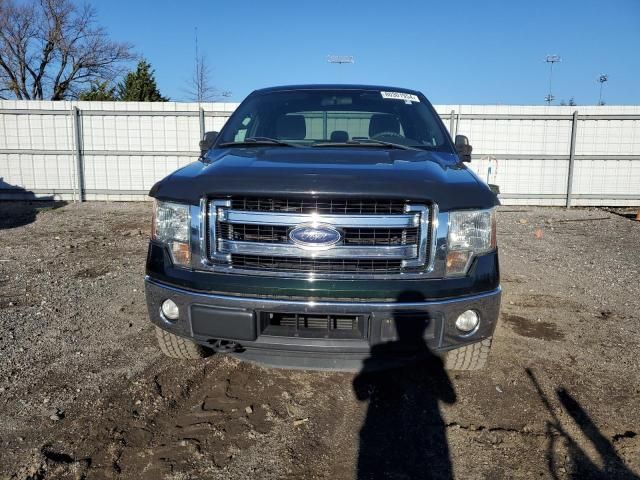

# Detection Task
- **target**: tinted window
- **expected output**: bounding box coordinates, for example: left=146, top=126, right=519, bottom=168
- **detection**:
left=218, top=89, right=453, bottom=152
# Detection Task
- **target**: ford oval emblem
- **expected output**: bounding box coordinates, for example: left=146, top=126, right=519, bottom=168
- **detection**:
left=289, top=224, right=342, bottom=249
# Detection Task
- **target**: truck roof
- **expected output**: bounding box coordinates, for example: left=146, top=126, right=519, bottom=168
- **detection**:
left=252, top=84, right=423, bottom=96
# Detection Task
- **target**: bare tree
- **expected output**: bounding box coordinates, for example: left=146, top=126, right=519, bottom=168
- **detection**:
left=0, top=0, right=134, bottom=100
left=183, top=28, right=222, bottom=103
left=186, top=53, right=219, bottom=103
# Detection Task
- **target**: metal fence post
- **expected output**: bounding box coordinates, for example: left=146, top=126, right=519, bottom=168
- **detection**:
left=454, top=112, right=460, bottom=137
left=199, top=107, right=205, bottom=140
left=72, top=106, right=85, bottom=202
left=67, top=107, right=77, bottom=203
left=566, top=110, right=579, bottom=208
left=449, top=110, right=455, bottom=136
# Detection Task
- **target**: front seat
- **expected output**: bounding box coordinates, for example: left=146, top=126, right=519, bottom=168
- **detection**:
left=276, top=115, right=306, bottom=140
left=369, top=114, right=401, bottom=138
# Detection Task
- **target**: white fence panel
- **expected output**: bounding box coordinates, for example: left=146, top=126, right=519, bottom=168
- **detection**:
left=1, top=100, right=639, bottom=206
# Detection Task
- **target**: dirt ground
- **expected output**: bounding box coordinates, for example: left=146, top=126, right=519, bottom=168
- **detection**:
left=0, top=201, right=639, bottom=480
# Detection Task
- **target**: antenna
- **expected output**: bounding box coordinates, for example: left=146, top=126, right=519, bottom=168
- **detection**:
left=194, top=27, right=202, bottom=104
left=597, top=74, right=608, bottom=106
left=195, top=27, right=199, bottom=65
left=544, top=54, right=561, bottom=105
left=327, top=55, right=354, bottom=64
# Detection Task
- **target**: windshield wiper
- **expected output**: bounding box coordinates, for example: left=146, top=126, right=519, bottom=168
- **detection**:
left=311, top=140, right=418, bottom=151
left=217, top=137, right=300, bottom=148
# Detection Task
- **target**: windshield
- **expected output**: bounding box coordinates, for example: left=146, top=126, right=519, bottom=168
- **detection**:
left=217, top=88, right=454, bottom=152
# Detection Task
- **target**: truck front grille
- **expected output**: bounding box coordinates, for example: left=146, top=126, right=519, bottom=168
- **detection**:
left=207, top=197, right=433, bottom=277
left=218, top=223, right=419, bottom=247
left=260, top=312, right=367, bottom=339
left=231, top=254, right=403, bottom=273
left=219, top=223, right=289, bottom=243
left=230, top=197, right=406, bottom=215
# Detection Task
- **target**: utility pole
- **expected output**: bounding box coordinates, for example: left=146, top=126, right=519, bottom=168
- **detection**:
left=544, top=55, right=561, bottom=105
left=598, top=74, right=608, bottom=105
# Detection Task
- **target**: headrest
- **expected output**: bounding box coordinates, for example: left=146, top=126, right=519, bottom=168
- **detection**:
left=330, top=130, right=349, bottom=142
left=276, top=115, right=306, bottom=140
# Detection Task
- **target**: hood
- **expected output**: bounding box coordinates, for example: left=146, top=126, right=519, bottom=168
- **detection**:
left=149, top=147, right=499, bottom=211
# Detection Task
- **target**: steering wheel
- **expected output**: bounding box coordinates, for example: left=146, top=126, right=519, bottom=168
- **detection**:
left=371, top=131, right=404, bottom=141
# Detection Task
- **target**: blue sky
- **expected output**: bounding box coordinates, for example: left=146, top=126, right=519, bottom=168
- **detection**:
left=98, top=0, right=640, bottom=105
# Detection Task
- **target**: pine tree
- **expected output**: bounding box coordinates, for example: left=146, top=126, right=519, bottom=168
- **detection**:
left=117, top=60, right=168, bottom=101
left=78, top=81, right=117, bottom=101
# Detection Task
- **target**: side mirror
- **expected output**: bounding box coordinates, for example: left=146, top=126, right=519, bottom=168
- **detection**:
left=199, top=131, right=218, bottom=156
left=455, top=135, right=472, bottom=162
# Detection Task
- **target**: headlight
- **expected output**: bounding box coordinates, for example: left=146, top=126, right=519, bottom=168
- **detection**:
left=152, top=200, right=191, bottom=267
left=446, top=208, right=496, bottom=276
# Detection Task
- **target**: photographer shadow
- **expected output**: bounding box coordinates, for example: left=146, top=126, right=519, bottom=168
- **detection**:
left=353, top=291, right=457, bottom=480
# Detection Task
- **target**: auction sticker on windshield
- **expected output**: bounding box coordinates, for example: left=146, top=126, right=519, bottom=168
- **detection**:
left=380, top=91, right=420, bottom=102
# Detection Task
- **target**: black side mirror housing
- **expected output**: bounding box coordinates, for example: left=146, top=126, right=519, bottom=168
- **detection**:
left=455, top=135, right=472, bottom=162
left=199, top=131, right=219, bottom=156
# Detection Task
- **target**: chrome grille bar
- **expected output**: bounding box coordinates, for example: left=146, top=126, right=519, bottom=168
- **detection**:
left=402, top=204, right=433, bottom=268
left=220, top=210, right=419, bottom=228
left=219, top=239, right=417, bottom=259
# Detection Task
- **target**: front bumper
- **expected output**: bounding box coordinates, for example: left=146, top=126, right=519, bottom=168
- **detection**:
left=146, top=276, right=501, bottom=370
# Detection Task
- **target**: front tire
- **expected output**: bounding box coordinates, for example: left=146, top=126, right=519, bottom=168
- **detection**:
left=444, top=337, right=492, bottom=371
left=155, top=326, right=212, bottom=360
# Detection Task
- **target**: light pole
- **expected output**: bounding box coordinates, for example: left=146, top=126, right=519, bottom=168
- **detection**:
left=598, top=74, right=608, bottom=105
left=544, top=55, right=561, bottom=105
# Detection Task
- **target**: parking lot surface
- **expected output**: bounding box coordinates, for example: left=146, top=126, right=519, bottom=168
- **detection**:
left=0, top=202, right=639, bottom=479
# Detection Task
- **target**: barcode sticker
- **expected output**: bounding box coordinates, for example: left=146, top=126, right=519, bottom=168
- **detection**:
left=380, top=91, right=420, bottom=102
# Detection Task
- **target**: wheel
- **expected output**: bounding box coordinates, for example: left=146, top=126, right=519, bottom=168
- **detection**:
left=155, top=326, right=212, bottom=360
left=444, top=337, right=492, bottom=371
left=371, top=131, right=405, bottom=141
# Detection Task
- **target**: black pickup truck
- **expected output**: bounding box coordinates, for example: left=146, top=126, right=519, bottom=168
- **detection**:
left=145, top=85, right=501, bottom=370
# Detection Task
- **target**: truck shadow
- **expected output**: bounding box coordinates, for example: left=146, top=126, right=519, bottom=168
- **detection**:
left=352, top=291, right=456, bottom=480
left=0, top=178, right=65, bottom=229
left=526, top=368, right=639, bottom=480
